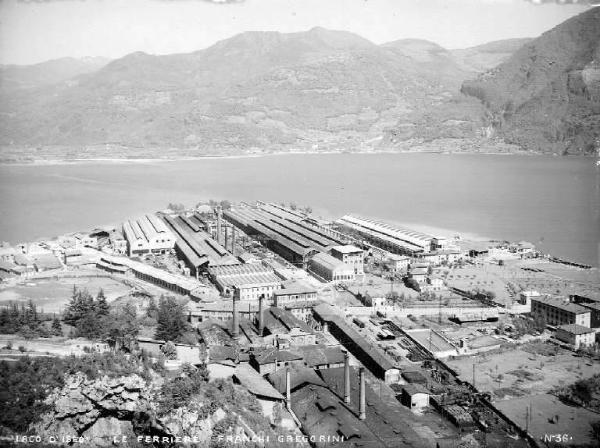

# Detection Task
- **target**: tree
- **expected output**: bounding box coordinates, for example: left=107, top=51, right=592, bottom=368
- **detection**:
left=51, top=317, right=63, bottom=336
left=161, top=341, right=178, bottom=360
left=95, top=289, right=110, bottom=316
left=591, top=421, right=600, bottom=442
left=146, top=297, right=158, bottom=319
left=104, top=303, right=139, bottom=345
left=155, top=296, right=189, bottom=342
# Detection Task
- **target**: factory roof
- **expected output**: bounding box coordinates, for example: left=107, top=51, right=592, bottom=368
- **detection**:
left=274, top=279, right=317, bottom=296
left=252, top=348, right=303, bottom=365
left=531, top=296, right=590, bottom=314
left=401, top=371, right=428, bottom=384
left=263, top=306, right=314, bottom=335
left=190, top=301, right=260, bottom=313
left=164, top=215, right=236, bottom=267
left=100, top=255, right=200, bottom=292
left=234, top=364, right=285, bottom=400
left=310, top=252, right=347, bottom=271
left=208, top=345, right=238, bottom=362
left=295, top=344, right=345, bottom=368
left=124, top=214, right=174, bottom=243
left=323, top=314, right=395, bottom=372
left=402, top=383, right=429, bottom=396
left=330, top=245, right=363, bottom=255
left=320, top=367, right=426, bottom=447
left=338, top=215, right=434, bottom=252
left=267, top=365, right=327, bottom=393
left=557, top=324, right=595, bottom=335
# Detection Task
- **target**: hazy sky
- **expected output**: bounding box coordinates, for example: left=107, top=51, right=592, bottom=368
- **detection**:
left=0, top=0, right=591, bottom=65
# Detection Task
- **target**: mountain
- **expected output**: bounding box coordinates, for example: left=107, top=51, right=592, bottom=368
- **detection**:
left=0, top=57, right=110, bottom=92
left=461, top=8, right=600, bottom=154
left=0, top=28, right=530, bottom=155
left=451, top=38, right=533, bottom=74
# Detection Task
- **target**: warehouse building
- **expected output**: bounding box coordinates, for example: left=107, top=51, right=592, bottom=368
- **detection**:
left=336, top=215, right=444, bottom=256
left=162, top=214, right=238, bottom=276
left=313, top=304, right=399, bottom=384
left=123, top=214, right=176, bottom=256
left=530, top=296, right=591, bottom=328
left=224, top=203, right=345, bottom=268
left=309, top=252, right=355, bottom=283
left=207, top=263, right=283, bottom=302
left=97, top=255, right=203, bottom=296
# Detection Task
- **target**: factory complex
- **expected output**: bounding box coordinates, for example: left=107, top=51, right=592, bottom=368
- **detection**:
left=2, top=199, right=599, bottom=448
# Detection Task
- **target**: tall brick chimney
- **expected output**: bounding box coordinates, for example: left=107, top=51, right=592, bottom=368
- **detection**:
left=286, top=368, right=291, bottom=411
left=258, top=294, right=265, bottom=336
left=232, top=296, right=239, bottom=339
left=359, top=367, right=366, bottom=420
left=344, top=350, right=351, bottom=404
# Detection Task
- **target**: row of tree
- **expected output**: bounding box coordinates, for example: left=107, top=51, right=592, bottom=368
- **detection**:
left=0, top=301, right=62, bottom=338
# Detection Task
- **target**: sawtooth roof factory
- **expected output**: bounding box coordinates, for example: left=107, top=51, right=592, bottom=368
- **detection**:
left=336, top=215, right=449, bottom=257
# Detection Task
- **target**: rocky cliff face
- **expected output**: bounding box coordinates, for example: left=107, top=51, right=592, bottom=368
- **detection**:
left=32, top=373, right=224, bottom=447
left=461, top=7, right=600, bottom=154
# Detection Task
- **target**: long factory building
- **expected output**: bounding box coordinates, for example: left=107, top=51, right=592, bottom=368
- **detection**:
left=336, top=215, right=447, bottom=256
left=224, top=203, right=347, bottom=267
left=162, top=213, right=238, bottom=277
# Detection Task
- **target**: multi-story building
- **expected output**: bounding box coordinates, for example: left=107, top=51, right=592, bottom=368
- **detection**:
left=530, top=296, right=591, bottom=327
left=555, top=324, right=595, bottom=349
left=207, top=263, right=282, bottom=302
left=309, top=252, right=355, bottom=283
left=123, top=214, right=176, bottom=256
left=329, top=245, right=364, bottom=275
left=273, top=280, right=318, bottom=307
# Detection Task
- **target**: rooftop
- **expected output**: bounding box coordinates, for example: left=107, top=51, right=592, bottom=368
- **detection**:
left=531, top=296, right=590, bottom=314
left=330, top=245, right=363, bottom=255
left=274, top=279, right=317, bottom=296
left=234, top=364, right=284, bottom=401
left=310, top=252, right=346, bottom=270
left=295, top=344, right=345, bottom=367
left=557, top=324, right=595, bottom=335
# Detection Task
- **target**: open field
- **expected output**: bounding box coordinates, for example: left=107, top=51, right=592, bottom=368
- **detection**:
left=495, top=394, right=600, bottom=447
left=0, top=275, right=131, bottom=313
left=447, top=343, right=600, bottom=398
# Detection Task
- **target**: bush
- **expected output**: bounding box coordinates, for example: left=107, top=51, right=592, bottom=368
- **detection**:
left=18, top=345, right=26, bottom=352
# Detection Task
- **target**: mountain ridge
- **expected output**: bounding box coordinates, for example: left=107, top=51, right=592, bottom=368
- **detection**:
left=1, top=20, right=593, bottom=157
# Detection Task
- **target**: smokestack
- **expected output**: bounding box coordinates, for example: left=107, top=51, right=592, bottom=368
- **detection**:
left=232, top=297, right=239, bottom=339
left=344, top=350, right=351, bottom=404
left=258, top=294, right=265, bottom=336
left=286, top=368, right=291, bottom=410
left=231, top=227, right=236, bottom=256
left=216, top=206, right=222, bottom=244
left=359, top=367, right=366, bottom=420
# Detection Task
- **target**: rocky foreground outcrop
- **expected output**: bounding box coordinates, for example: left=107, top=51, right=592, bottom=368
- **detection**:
left=32, top=373, right=224, bottom=447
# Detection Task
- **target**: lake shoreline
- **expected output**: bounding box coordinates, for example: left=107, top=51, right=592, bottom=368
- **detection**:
left=0, top=148, right=591, bottom=167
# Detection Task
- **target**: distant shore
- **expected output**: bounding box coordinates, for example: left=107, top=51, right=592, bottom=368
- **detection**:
left=1, top=147, right=587, bottom=167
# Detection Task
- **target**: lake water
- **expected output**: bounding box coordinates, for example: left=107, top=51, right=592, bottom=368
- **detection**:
left=0, top=153, right=598, bottom=266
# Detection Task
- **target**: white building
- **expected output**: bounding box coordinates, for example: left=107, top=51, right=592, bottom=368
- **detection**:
left=555, top=324, right=595, bottom=349
left=309, top=252, right=355, bottom=283
left=329, top=245, right=364, bottom=275
left=123, top=214, right=176, bottom=256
